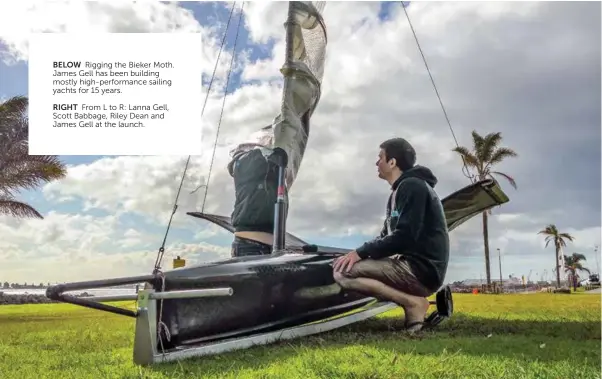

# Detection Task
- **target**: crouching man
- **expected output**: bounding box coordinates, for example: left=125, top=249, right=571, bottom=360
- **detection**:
left=333, top=138, right=449, bottom=333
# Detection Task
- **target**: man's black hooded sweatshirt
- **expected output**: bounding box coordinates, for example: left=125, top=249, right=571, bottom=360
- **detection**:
left=355, top=165, right=449, bottom=292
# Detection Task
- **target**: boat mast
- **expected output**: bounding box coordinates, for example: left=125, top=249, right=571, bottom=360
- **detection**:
left=271, top=1, right=326, bottom=251
left=270, top=3, right=298, bottom=251
left=271, top=147, right=288, bottom=251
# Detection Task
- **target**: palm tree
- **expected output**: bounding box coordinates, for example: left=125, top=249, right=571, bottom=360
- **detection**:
left=0, top=95, right=67, bottom=219
left=564, top=253, right=590, bottom=291
left=452, top=130, right=518, bottom=285
left=538, top=224, right=575, bottom=288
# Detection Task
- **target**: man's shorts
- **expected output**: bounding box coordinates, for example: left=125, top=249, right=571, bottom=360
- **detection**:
left=231, top=236, right=272, bottom=257
left=342, top=255, right=433, bottom=298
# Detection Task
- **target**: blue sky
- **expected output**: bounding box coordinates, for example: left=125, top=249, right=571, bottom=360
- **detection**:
left=0, top=0, right=400, bottom=176
left=0, top=1, right=403, bottom=258
left=2, top=1, right=599, bottom=284
left=0, top=0, right=402, bottom=107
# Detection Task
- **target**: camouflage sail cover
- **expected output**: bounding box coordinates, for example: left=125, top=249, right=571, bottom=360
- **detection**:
left=231, top=1, right=327, bottom=189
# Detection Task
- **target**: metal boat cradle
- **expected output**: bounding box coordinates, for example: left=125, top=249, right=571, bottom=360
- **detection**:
left=46, top=177, right=510, bottom=365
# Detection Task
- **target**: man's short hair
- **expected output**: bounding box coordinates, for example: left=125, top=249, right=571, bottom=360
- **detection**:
left=379, top=138, right=416, bottom=170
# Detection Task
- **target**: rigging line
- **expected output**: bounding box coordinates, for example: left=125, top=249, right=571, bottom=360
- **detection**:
left=152, top=2, right=238, bottom=273
left=201, top=1, right=245, bottom=213
left=399, top=2, right=475, bottom=183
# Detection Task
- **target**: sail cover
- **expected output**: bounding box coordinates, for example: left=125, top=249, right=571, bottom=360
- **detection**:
left=231, top=1, right=327, bottom=189
left=273, top=1, right=327, bottom=187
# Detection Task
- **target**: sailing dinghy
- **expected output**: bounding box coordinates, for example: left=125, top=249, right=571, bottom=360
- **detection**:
left=46, top=1, right=511, bottom=366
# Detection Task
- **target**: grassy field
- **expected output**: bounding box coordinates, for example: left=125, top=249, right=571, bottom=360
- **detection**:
left=0, top=293, right=600, bottom=379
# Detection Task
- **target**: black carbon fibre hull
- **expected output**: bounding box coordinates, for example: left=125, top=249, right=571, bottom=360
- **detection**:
left=155, top=250, right=370, bottom=348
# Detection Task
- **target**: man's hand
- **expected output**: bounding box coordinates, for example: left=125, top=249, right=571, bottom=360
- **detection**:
left=333, top=250, right=362, bottom=273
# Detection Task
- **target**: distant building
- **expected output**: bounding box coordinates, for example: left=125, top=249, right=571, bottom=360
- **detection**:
left=460, top=279, right=484, bottom=287
left=459, top=277, right=523, bottom=287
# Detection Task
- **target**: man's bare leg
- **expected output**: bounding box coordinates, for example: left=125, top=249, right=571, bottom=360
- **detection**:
left=333, top=272, right=430, bottom=330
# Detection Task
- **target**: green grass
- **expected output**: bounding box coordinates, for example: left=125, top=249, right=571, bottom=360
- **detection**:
left=0, top=293, right=600, bottom=379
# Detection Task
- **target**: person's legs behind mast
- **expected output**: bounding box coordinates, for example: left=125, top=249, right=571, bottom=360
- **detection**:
left=227, top=126, right=287, bottom=258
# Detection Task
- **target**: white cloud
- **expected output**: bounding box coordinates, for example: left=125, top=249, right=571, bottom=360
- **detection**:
left=194, top=223, right=230, bottom=240
left=0, top=211, right=232, bottom=283
left=0, top=1, right=599, bottom=284
left=240, top=1, right=289, bottom=44
left=0, top=0, right=238, bottom=90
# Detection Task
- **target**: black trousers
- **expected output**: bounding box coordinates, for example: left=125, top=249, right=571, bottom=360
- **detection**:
left=231, top=236, right=273, bottom=257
